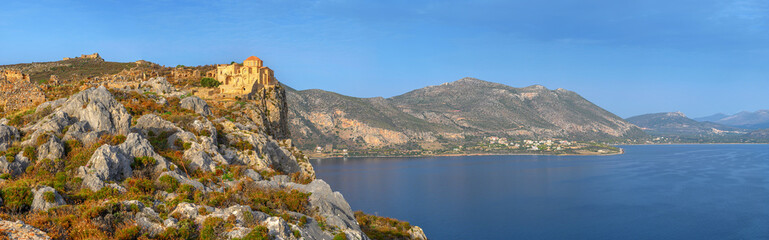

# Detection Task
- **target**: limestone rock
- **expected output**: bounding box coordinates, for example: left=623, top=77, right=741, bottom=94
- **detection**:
left=142, top=77, right=176, bottom=95
left=265, top=216, right=296, bottom=240
left=133, top=114, right=182, bottom=136
left=35, top=98, right=67, bottom=113
left=289, top=180, right=362, bottom=233
left=78, top=145, right=132, bottom=191
left=62, top=120, right=94, bottom=143
left=0, top=152, right=31, bottom=177
left=180, top=96, right=212, bottom=117
left=408, top=226, right=427, bottom=240
left=0, top=219, right=51, bottom=240
left=243, top=169, right=263, bottom=181
left=58, top=86, right=131, bottom=135
left=78, top=133, right=171, bottom=191
left=37, top=135, right=64, bottom=160
left=264, top=140, right=301, bottom=174
left=31, top=186, right=66, bottom=212
left=0, top=124, right=19, bottom=151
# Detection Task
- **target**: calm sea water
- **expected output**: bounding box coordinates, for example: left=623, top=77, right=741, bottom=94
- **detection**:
left=310, top=145, right=769, bottom=240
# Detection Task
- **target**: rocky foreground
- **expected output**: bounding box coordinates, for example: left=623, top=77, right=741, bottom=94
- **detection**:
left=0, top=78, right=426, bottom=239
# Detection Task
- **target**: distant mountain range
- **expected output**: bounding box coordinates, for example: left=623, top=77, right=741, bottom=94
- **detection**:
left=627, top=112, right=768, bottom=143
left=286, top=77, right=646, bottom=151
left=693, top=110, right=769, bottom=129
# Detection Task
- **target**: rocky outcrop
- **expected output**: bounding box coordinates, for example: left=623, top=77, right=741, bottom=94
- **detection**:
left=289, top=180, right=362, bottom=233
left=141, top=77, right=177, bottom=96
left=0, top=124, right=19, bottom=151
left=57, top=86, right=131, bottom=135
left=0, top=219, right=51, bottom=239
left=77, top=133, right=172, bottom=191
left=408, top=226, right=427, bottom=240
left=31, top=186, right=66, bottom=212
left=37, top=135, right=64, bottom=160
left=133, top=114, right=183, bottom=135
left=0, top=152, right=31, bottom=177
left=180, top=96, right=212, bottom=117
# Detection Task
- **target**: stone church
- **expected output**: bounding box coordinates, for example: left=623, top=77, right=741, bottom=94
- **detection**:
left=216, top=56, right=276, bottom=96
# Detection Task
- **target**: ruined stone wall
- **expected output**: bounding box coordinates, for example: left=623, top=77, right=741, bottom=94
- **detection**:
left=0, top=70, right=45, bottom=113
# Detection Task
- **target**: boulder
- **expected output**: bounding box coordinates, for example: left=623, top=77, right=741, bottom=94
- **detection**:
left=78, top=145, right=132, bottom=191
left=243, top=169, right=263, bottom=181
left=0, top=152, right=31, bottom=177
left=62, top=120, right=95, bottom=143
left=133, top=114, right=182, bottom=136
left=142, top=77, right=177, bottom=95
left=35, top=98, right=67, bottom=113
left=22, top=111, right=73, bottom=146
left=0, top=219, right=51, bottom=240
left=180, top=96, right=212, bottom=117
left=57, top=86, right=131, bottom=135
left=408, top=226, right=428, bottom=240
left=265, top=216, right=295, bottom=240
left=0, top=124, right=19, bottom=151
left=264, top=140, right=301, bottom=174
left=289, top=180, right=362, bottom=233
left=37, top=135, right=65, bottom=160
left=78, top=133, right=171, bottom=191
left=31, top=186, right=66, bottom=211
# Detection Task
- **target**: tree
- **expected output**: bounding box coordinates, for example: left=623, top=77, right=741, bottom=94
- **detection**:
left=200, top=77, right=221, bottom=88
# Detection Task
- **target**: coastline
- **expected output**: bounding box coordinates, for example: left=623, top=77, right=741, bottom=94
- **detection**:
left=307, top=148, right=625, bottom=160
left=617, top=142, right=769, bottom=146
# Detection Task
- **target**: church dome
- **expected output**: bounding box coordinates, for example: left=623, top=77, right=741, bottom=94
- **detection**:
left=245, top=56, right=261, bottom=61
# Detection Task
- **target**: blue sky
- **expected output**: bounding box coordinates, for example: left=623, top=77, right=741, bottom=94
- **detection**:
left=2, top=0, right=768, bottom=118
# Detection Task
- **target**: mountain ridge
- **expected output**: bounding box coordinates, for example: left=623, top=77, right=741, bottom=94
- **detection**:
left=287, top=77, right=645, bottom=153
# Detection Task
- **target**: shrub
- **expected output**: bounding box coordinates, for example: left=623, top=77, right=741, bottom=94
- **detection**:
left=200, top=78, right=221, bottom=88
left=157, top=175, right=180, bottom=193
left=333, top=233, right=348, bottom=240
left=23, top=146, right=37, bottom=161
left=354, top=211, right=412, bottom=240
left=115, top=225, right=141, bottom=240
left=1, top=185, right=33, bottom=212
left=236, top=226, right=269, bottom=240
left=43, top=191, right=57, bottom=203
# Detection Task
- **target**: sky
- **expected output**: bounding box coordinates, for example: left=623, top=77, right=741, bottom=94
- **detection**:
left=1, top=0, right=769, bottom=118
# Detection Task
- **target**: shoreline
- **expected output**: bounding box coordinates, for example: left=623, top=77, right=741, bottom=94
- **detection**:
left=617, top=142, right=769, bottom=146
left=307, top=149, right=625, bottom=160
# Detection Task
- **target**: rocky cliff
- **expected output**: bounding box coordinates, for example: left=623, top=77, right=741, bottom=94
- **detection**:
left=288, top=77, right=646, bottom=152
left=0, top=76, right=426, bottom=239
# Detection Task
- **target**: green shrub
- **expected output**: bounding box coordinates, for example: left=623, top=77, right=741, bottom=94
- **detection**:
left=0, top=173, right=9, bottom=179
left=132, top=156, right=157, bottom=168
left=200, top=78, right=221, bottom=88
left=293, top=230, right=301, bottom=238
left=333, top=233, right=348, bottom=240
left=1, top=185, right=33, bottom=212
left=235, top=226, right=269, bottom=240
left=23, top=146, right=37, bottom=161
left=43, top=191, right=57, bottom=203
left=157, top=175, right=180, bottom=193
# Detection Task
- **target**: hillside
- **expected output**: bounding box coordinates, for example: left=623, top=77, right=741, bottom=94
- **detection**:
left=0, top=56, right=427, bottom=240
left=714, top=110, right=769, bottom=129
left=287, top=77, right=645, bottom=155
left=625, top=112, right=768, bottom=143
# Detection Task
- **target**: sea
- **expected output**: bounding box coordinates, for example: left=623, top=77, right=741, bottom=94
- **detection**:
left=310, top=145, right=769, bottom=240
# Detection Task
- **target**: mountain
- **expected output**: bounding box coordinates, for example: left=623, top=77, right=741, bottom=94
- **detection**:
left=626, top=112, right=745, bottom=135
left=693, top=113, right=729, bottom=122
left=714, top=110, right=769, bottom=129
left=287, top=77, right=645, bottom=151
left=623, top=112, right=769, bottom=142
